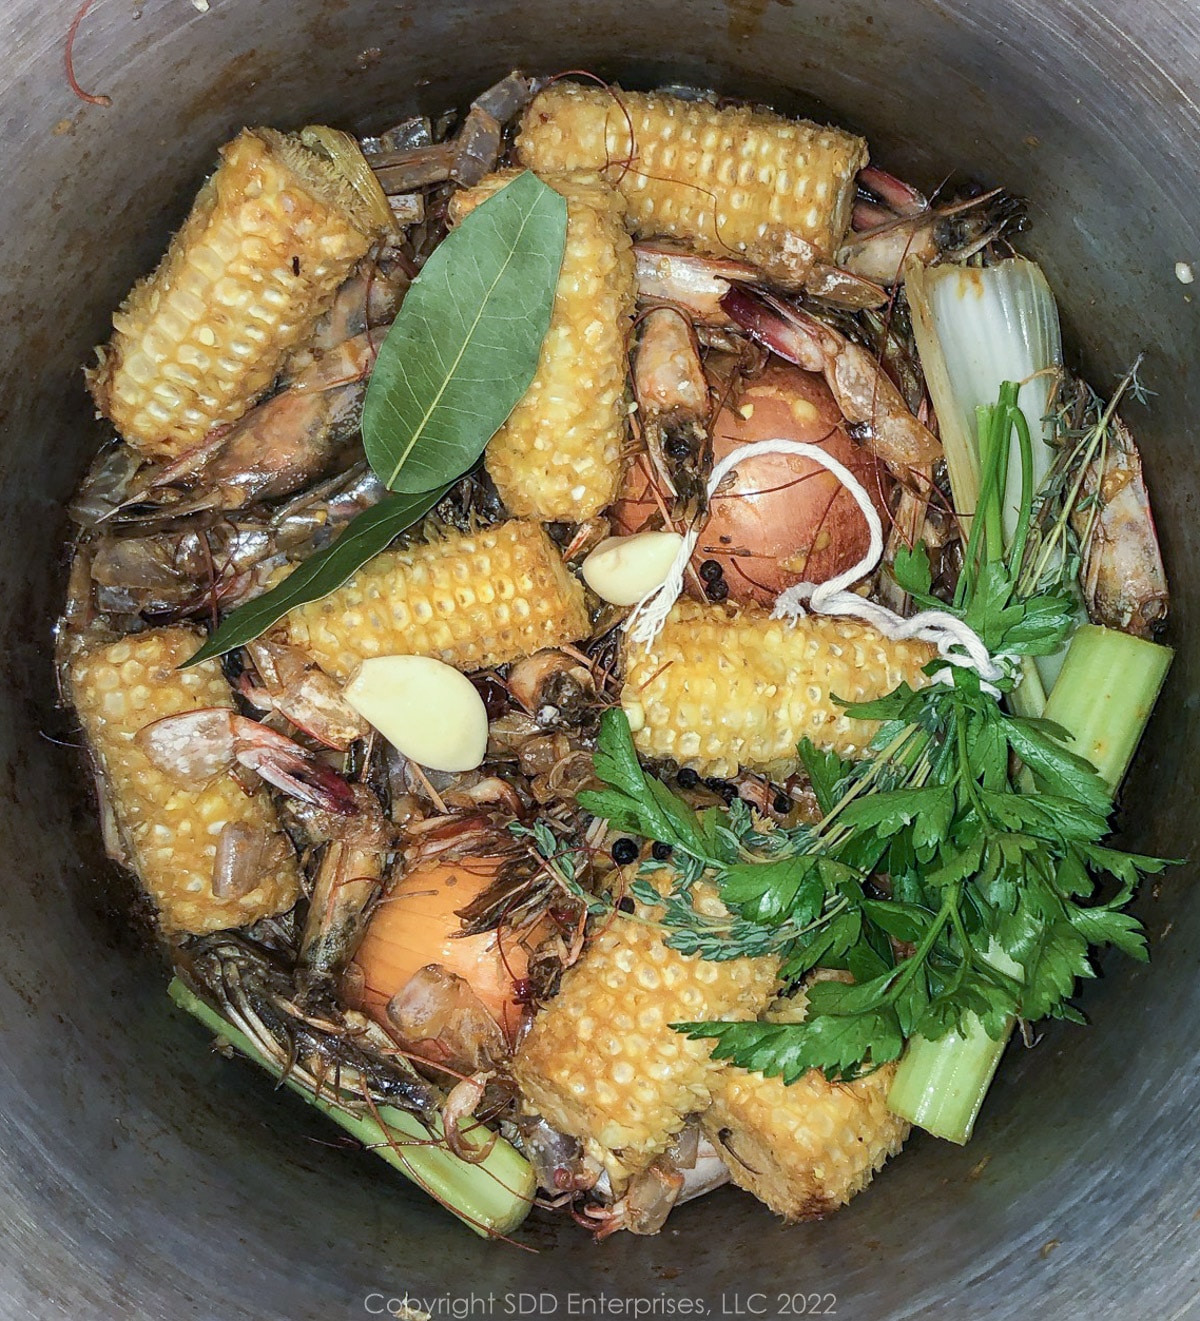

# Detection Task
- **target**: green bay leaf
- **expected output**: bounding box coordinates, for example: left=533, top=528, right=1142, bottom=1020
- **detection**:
left=183, top=485, right=448, bottom=666
left=362, top=171, right=568, bottom=493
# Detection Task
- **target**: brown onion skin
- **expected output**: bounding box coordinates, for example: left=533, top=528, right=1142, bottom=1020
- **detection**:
left=612, top=363, right=892, bottom=606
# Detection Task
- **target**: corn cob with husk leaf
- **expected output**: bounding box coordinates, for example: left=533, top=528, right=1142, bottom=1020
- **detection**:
left=448, top=169, right=635, bottom=521
left=285, top=519, right=590, bottom=682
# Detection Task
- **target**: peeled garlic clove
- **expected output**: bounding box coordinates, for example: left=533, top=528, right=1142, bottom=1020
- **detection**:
left=582, top=531, right=684, bottom=606
left=343, top=655, right=488, bottom=772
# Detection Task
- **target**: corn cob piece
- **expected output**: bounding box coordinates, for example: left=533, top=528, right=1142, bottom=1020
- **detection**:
left=70, top=628, right=301, bottom=936
left=286, top=519, right=590, bottom=682
left=87, top=128, right=385, bottom=460
left=702, top=993, right=909, bottom=1220
left=622, top=600, right=934, bottom=778
left=513, top=877, right=779, bottom=1186
left=517, top=85, right=868, bottom=287
left=449, top=170, right=635, bottom=520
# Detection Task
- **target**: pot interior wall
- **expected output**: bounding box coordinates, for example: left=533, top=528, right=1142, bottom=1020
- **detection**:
left=2, top=1, right=1198, bottom=1316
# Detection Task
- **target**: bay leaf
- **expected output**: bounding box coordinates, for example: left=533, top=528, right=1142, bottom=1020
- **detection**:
left=362, top=169, right=567, bottom=492
left=183, top=485, right=449, bottom=666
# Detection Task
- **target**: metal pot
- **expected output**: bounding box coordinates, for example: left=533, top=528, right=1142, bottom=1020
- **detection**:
left=1, top=0, right=1196, bottom=1316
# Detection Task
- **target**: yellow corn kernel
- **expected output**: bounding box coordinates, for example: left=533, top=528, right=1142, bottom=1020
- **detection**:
left=449, top=171, right=635, bottom=521
left=513, top=878, right=779, bottom=1186
left=517, top=85, right=868, bottom=286
left=286, top=519, right=590, bottom=682
left=622, top=600, right=933, bottom=777
left=702, top=992, right=909, bottom=1220
left=69, top=628, right=300, bottom=936
left=88, top=128, right=385, bottom=459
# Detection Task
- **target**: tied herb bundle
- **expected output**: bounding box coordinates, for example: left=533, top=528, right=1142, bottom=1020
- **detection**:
left=580, top=382, right=1171, bottom=1137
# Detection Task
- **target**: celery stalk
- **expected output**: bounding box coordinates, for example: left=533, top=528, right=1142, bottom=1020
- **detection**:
left=1043, top=624, right=1174, bottom=792
left=886, top=1016, right=1011, bottom=1145
left=889, top=626, right=1171, bottom=1141
left=905, top=257, right=1071, bottom=688
left=888, top=942, right=1021, bottom=1144
left=168, top=979, right=535, bottom=1237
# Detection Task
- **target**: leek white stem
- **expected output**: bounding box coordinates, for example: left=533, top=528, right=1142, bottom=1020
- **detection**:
left=906, top=256, right=1070, bottom=687
left=906, top=258, right=1062, bottom=538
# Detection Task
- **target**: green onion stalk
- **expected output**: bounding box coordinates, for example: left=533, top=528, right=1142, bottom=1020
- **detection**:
left=888, top=389, right=1173, bottom=1143
left=168, top=979, right=536, bottom=1237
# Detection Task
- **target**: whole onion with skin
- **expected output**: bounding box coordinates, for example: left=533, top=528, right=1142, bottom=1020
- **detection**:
left=612, top=362, right=891, bottom=606
left=353, top=856, right=532, bottom=1044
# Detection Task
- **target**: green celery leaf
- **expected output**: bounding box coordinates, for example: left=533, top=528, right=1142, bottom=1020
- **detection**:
left=861, top=898, right=934, bottom=943
left=978, top=789, right=1108, bottom=842
left=1000, top=590, right=1077, bottom=654
left=579, top=709, right=719, bottom=863
left=590, top=706, right=646, bottom=796
left=363, top=171, right=568, bottom=493
left=183, top=486, right=449, bottom=665
left=780, top=909, right=862, bottom=979
left=846, top=939, right=893, bottom=982
left=1079, top=842, right=1173, bottom=888
left=892, top=962, right=933, bottom=1036
left=962, top=562, right=1022, bottom=646
left=924, top=835, right=984, bottom=888
left=1002, top=715, right=1113, bottom=815
left=841, top=682, right=927, bottom=724
left=837, top=785, right=954, bottom=840
left=1013, top=918, right=1096, bottom=1020
left=575, top=787, right=654, bottom=839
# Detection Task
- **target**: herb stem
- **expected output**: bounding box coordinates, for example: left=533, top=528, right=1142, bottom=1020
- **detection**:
left=883, top=885, right=958, bottom=1005
left=1007, top=402, right=1035, bottom=577
left=955, top=711, right=986, bottom=819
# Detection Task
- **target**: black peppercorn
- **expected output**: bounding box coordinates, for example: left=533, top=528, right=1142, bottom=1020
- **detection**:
left=611, top=837, right=639, bottom=865
left=617, top=895, right=636, bottom=913
left=698, top=559, right=723, bottom=583
left=651, top=841, right=673, bottom=861
left=704, top=777, right=737, bottom=805
left=677, top=768, right=700, bottom=789
left=665, top=435, right=692, bottom=459
left=773, top=792, right=793, bottom=814
left=705, top=578, right=729, bottom=602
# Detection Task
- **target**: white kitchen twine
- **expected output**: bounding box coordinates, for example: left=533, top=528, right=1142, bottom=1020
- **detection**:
left=623, top=438, right=1014, bottom=698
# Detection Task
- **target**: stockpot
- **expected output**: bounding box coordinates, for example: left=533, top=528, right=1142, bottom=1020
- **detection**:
left=2, top=0, right=1197, bottom=1316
